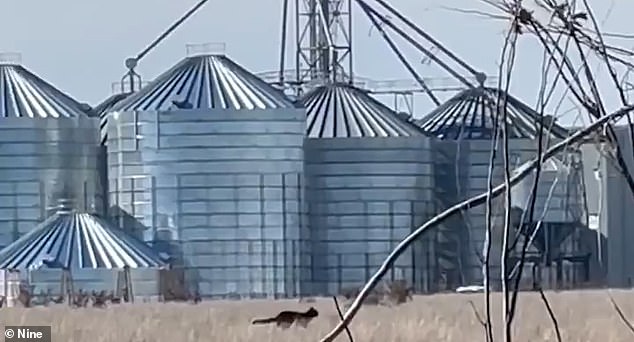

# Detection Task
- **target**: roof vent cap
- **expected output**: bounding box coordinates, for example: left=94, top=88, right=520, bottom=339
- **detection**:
left=186, top=42, right=226, bottom=57
left=0, top=52, right=22, bottom=65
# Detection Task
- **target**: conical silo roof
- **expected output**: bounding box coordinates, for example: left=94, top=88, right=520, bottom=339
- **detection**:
left=415, top=87, right=569, bottom=140
left=0, top=62, right=89, bottom=118
left=299, top=83, right=425, bottom=138
left=95, top=92, right=131, bottom=145
left=0, top=210, right=166, bottom=270
left=111, top=54, right=295, bottom=111
left=95, top=93, right=130, bottom=115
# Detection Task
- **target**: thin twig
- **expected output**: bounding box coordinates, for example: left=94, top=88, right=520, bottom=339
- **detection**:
left=577, top=0, right=634, bottom=181
left=607, top=292, right=634, bottom=336
left=537, top=288, right=563, bottom=342
left=467, top=299, right=488, bottom=337
left=331, top=296, right=355, bottom=342
left=508, top=25, right=573, bottom=327
left=440, top=5, right=510, bottom=20
left=490, top=0, right=634, bottom=200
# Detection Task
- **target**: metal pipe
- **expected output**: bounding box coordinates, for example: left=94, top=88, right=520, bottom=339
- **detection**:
left=127, top=72, right=135, bottom=93
left=347, top=0, right=354, bottom=84
left=273, top=241, right=279, bottom=299
left=279, top=0, right=290, bottom=85
left=355, top=0, right=474, bottom=88
left=136, top=0, right=209, bottom=61
left=281, top=173, right=288, bottom=298
left=151, top=176, right=157, bottom=243
left=292, top=239, right=297, bottom=297
left=259, top=174, right=266, bottom=296
left=295, top=0, right=302, bottom=96
left=410, top=200, right=416, bottom=290
left=370, top=0, right=484, bottom=81
left=309, top=0, right=318, bottom=80
left=315, top=0, right=335, bottom=79
left=359, top=3, right=440, bottom=106
left=389, top=201, right=395, bottom=281
left=296, top=172, right=303, bottom=296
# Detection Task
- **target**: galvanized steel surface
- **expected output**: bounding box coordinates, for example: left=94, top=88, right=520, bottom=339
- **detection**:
left=452, top=139, right=539, bottom=284
left=95, top=93, right=131, bottom=145
left=111, top=55, right=295, bottom=111
left=510, top=156, right=585, bottom=223
left=0, top=63, right=88, bottom=118
left=0, top=63, right=101, bottom=247
left=579, top=143, right=603, bottom=215
left=591, top=126, right=634, bottom=286
left=0, top=117, right=103, bottom=250
left=428, top=140, right=468, bottom=289
left=416, top=87, right=569, bottom=140
left=305, top=137, right=436, bottom=294
left=437, top=138, right=587, bottom=286
left=0, top=211, right=165, bottom=270
left=300, top=83, right=424, bottom=138
left=107, top=108, right=309, bottom=297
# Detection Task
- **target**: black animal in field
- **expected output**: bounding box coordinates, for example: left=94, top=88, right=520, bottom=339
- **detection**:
left=251, top=307, right=319, bottom=329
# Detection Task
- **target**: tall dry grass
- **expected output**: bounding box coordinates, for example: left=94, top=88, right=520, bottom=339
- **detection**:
left=1, top=289, right=633, bottom=341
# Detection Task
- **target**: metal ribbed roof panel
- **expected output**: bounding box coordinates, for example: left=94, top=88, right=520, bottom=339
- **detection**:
left=111, top=54, right=295, bottom=111
left=0, top=63, right=88, bottom=118
left=300, top=83, right=424, bottom=138
left=95, top=93, right=131, bottom=145
left=416, top=87, right=569, bottom=139
left=0, top=211, right=166, bottom=269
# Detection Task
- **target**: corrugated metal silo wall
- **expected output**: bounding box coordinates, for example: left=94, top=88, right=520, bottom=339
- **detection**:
left=430, top=138, right=468, bottom=290
left=0, top=117, right=103, bottom=249
left=107, top=109, right=309, bottom=298
left=512, top=158, right=591, bottom=286
left=450, top=138, right=542, bottom=286
left=305, top=137, right=436, bottom=295
left=98, top=145, right=109, bottom=214
left=580, top=143, right=601, bottom=216
left=512, top=163, right=585, bottom=224
left=600, top=126, right=634, bottom=287
left=579, top=143, right=607, bottom=282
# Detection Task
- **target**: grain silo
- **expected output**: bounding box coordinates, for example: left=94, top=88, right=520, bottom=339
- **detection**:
left=511, top=158, right=585, bottom=224
left=0, top=57, right=103, bottom=250
left=0, top=205, right=166, bottom=299
left=415, top=86, right=588, bottom=289
left=94, top=92, right=133, bottom=216
left=509, top=154, right=591, bottom=288
left=95, top=92, right=131, bottom=146
left=591, top=125, right=634, bottom=287
left=106, top=52, right=308, bottom=298
left=301, top=82, right=437, bottom=295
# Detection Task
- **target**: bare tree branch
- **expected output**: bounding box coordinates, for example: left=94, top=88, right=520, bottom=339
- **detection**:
left=484, top=0, right=634, bottom=209
left=467, top=299, right=489, bottom=337
left=495, top=7, right=520, bottom=340
left=331, top=296, right=355, bottom=342
left=318, top=104, right=634, bottom=342
left=538, top=288, right=563, bottom=342
left=607, top=292, right=634, bottom=336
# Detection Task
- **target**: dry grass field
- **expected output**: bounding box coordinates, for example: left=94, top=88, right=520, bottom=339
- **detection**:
left=1, top=289, right=634, bottom=341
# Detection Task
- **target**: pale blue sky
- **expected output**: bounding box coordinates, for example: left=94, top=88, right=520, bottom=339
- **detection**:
left=1, top=0, right=632, bottom=125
